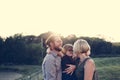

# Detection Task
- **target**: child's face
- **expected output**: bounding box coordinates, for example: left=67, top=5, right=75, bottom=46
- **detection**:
left=66, top=49, right=73, bottom=57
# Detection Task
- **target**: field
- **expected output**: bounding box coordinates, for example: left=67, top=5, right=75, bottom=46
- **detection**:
left=94, top=57, right=120, bottom=80
left=0, top=65, right=42, bottom=80
left=0, top=57, right=120, bottom=80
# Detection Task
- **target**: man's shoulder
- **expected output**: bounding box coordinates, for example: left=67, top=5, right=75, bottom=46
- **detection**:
left=44, top=54, right=56, bottom=60
left=42, top=54, right=56, bottom=65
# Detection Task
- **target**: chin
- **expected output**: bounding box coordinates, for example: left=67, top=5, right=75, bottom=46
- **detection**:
left=54, top=47, right=62, bottom=51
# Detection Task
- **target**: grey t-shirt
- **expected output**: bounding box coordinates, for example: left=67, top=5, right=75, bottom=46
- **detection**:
left=42, top=51, right=62, bottom=80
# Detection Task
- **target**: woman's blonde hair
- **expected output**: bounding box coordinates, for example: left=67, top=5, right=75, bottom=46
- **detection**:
left=73, top=39, right=90, bottom=54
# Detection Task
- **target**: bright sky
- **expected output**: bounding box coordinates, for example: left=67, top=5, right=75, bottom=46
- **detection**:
left=0, top=0, right=120, bottom=42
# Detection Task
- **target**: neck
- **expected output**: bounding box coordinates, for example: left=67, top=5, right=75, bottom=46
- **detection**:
left=79, top=53, right=89, bottom=62
left=51, top=49, right=63, bottom=57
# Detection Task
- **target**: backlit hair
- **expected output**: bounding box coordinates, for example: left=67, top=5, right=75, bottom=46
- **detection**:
left=73, top=39, right=90, bottom=54
left=62, top=44, right=73, bottom=54
left=45, top=34, right=60, bottom=47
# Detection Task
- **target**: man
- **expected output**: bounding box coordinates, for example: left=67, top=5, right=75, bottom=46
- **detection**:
left=42, top=34, right=63, bottom=80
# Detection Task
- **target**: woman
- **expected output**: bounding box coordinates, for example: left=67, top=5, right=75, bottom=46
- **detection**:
left=73, top=39, right=98, bottom=80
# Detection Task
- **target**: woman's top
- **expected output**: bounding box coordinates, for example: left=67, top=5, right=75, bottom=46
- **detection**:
left=75, top=57, right=99, bottom=80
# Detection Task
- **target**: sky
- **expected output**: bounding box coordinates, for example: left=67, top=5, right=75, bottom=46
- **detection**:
left=0, top=0, right=120, bottom=42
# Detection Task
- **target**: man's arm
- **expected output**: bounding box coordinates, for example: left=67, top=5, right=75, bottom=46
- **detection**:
left=45, top=58, right=57, bottom=80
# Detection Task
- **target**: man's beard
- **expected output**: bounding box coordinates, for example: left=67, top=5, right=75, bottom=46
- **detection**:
left=54, top=47, right=62, bottom=52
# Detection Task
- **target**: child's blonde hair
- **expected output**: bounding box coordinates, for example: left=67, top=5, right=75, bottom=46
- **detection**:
left=62, top=44, right=73, bottom=54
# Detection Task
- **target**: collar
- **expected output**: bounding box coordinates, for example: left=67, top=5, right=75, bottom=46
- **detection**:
left=49, top=50, right=58, bottom=57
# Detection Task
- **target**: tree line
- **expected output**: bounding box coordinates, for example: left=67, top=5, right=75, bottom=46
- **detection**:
left=0, top=32, right=120, bottom=65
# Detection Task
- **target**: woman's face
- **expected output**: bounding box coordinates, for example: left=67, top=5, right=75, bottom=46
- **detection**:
left=76, top=52, right=80, bottom=58
left=72, top=52, right=77, bottom=58
left=86, top=50, right=91, bottom=56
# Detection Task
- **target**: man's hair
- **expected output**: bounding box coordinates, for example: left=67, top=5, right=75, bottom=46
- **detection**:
left=45, top=34, right=60, bottom=47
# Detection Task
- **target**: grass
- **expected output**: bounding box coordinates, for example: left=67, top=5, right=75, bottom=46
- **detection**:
left=0, top=57, right=120, bottom=80
left=0, top=65, right=42, bottom=80
left=94, top=57, right=120, bottom=80
left=0, top=65, right=41, bottom=75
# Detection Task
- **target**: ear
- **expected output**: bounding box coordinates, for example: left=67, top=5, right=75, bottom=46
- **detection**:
left=86, top=50, right=91, bottom=56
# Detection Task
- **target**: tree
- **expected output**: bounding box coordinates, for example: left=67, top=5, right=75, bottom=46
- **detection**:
left=0, top=37, right=4, bottom=64
left=0, top=32, right=120, bottom=65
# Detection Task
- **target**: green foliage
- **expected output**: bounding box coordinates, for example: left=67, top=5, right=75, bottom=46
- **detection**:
left=25, top=43, right=45, bottom=64
left=0, top=65, right=41, bottom=75
left=94, top=57, right=120, bottom=80
left=1, top=57, right=119, bottom=80
left=0, top=37, right=4, bottom=63
left=0, top=32, right=120, bottom=65
left=0, top=34, right=46, bottom=65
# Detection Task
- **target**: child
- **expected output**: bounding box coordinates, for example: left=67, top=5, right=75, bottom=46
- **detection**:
left=61, top=44, right=76, bottom=80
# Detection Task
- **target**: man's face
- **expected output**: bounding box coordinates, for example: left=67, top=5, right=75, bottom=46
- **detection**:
left=53, top=37, right=63, bottom=51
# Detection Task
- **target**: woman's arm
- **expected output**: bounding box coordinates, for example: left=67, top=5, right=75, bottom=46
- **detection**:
left=84, top=59, right=95, bottom=80
left=64, top=64, right=76, bottom=75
